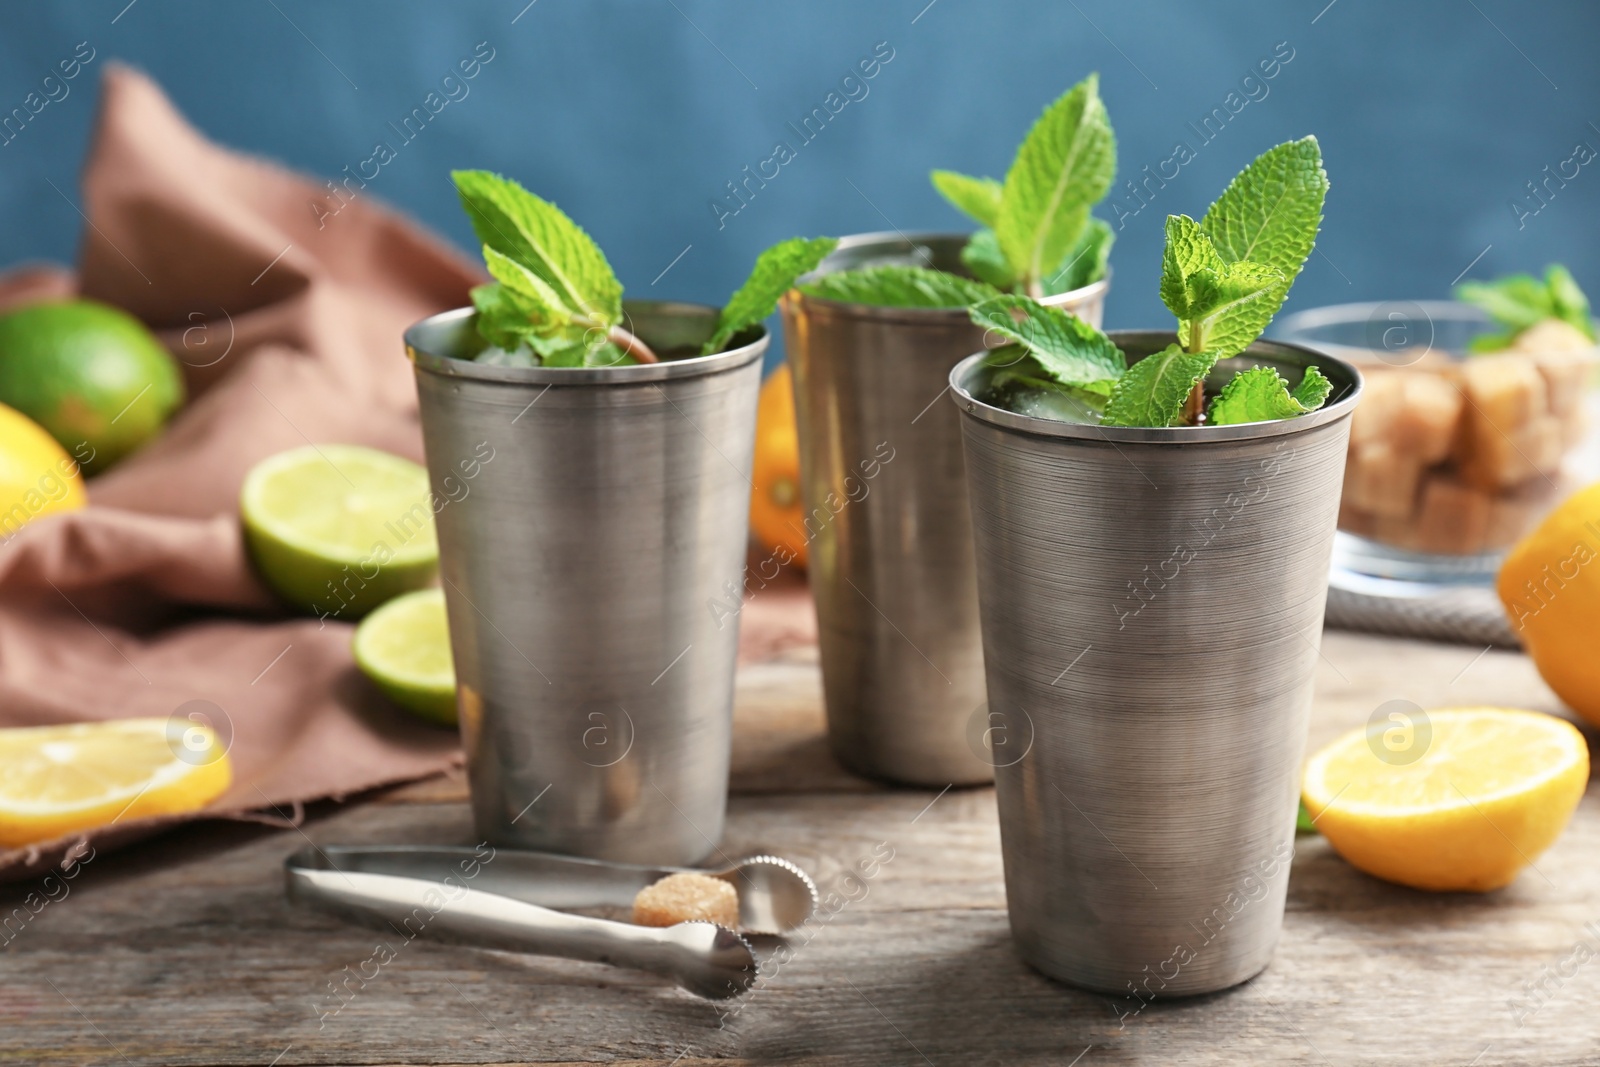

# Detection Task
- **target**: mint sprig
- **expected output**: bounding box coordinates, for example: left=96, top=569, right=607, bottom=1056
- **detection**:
left=993, top=74, right=1118, bottom=296
left=967, top=139, right=1335, bottom=429
left=1457, top=264, right=1596, bottom=352
left=455, top=171, right=826, bottom=365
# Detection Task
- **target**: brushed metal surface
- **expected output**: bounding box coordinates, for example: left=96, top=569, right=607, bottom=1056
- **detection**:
left=780, top=232, right=1109, bottom=786
left=406, top=303, right=764, bottom=866
left=951, top=334, right=1361, bottom=995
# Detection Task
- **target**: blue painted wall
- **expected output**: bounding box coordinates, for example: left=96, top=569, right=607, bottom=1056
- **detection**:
left=2, top=1, right=1597, bottom=358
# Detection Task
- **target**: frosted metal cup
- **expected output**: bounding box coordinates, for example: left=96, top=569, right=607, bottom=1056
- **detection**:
left=405, top=303, right=764, bottom=865
left=781, top=232, right=1109, bottom=786
left=951, top=334, right=1361, bottom=994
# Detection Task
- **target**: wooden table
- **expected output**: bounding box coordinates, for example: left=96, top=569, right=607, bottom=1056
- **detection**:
left=4, top=630, right=1596, bottom=1066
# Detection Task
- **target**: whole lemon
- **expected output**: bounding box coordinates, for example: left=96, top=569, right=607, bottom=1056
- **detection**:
left=1498, top=483, right=1600, bottom=724
left=0, top=300, right=184, bottom=474
left=0, top=401, right=87, bottom=538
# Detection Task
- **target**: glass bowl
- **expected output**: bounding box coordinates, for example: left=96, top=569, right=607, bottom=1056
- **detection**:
left=1272, top=301, right=1599, bottom=584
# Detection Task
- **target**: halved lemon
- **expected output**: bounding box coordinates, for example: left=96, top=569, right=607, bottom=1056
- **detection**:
left=0, top=718, right=232, bottom=848
left=1303, top=707, right=1588, bottom=892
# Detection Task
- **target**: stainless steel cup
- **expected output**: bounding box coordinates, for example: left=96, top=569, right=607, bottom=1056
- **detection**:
left=780, top=232, right=1109, bottom=786
left=405, top=303, right=765, bottom=866
left=950, top=334, right=1361, bottom=996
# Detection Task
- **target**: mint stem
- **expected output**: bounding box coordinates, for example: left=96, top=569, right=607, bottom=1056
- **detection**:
left=605, top=323, right=658, bottom=364
left=565, top=314, right=658, bottom=364
left=1183, top=380, right=1205, bottom=425
left=1181, top=321, right=1206, bottom=424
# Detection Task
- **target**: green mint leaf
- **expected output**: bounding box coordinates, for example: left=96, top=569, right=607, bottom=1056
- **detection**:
left=995, top=74, right=1117, bottom=290
left=452, top=169, right=623, bottom=331
left=1456, top=274, right=1551, bottom=333
left=1101, top=344, right=1220, bottom=428
left=483, top=246, right=578, bottom=326
left=1184, top=260, right=1286, bottom=359
left=961, top=229, right=1017, bottom=290
left=1044, top=216, right=1114, bottom=295
left=1158, top=215, right=1224, bottom=320
left=799, top=265, right=1002, bottom=309
left=1291, top=365, right=1333, bottom=409
left=470, top=283, right=542, bottom=352
left=1200, top=137, right=1327, bottom=281
left=1207, top=364, right=1330, bottom=426
left=931, top=170, right=1003, bottom=228
left=985, top=348, right=1112, bottom=421
left=1546, top=264, right=1596, bottom=338
left=968, top=295, right=1124, bottom=387
left=1188, top=138, right=1326, bottom=354
left=704, top=236, right=838, bottom=354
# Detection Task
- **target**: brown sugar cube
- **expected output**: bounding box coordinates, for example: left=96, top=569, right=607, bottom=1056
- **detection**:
left=1512, top=318, right=1596, bottom=356
left=1369, top=510, right=1425, bottom=552
left=1337, top=499, right=1378, bottom=539
left=1533, top=350, right=1596, bottom=418
left=1342, top=442, right=1422, bottom=519
left=1413, top=473, right=1493, bottom=555
left=633, top=872, right=739, bottom=929
left=1460, top=415, right=1565, bottom=490
left=1392, top=372, right=1464, bottom=464
left=1460, top=355, right=1548, bottom=434
left=1559, top=408, right=1588, bottom=448
left=1484, top=480, right=1563, bottom=550
left=1350, top=371, right=1407, bottom=447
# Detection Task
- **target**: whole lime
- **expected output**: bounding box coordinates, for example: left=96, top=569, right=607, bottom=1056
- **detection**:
left=0, top=300, right=184, bottom=473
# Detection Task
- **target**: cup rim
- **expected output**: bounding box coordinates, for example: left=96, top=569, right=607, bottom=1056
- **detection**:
left=780, top=230, right=1111, bottom=327
left=404, top=301, right=769, bottom=385
left=949, top=331, right=1364, bottom=443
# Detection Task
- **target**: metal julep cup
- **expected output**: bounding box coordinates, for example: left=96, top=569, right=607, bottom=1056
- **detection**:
left=950, top=334, right=1361, bottom=995
left=405, top=303, right=765, bottom=866
left=780, top=232, right=1109, bottom=786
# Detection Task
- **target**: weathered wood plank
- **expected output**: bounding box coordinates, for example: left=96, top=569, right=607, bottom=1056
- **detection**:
left=1, top=630, right=1594, bottom=1066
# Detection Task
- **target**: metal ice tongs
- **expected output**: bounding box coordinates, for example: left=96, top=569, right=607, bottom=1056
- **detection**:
left=283, top=845, right=817, bottom=1000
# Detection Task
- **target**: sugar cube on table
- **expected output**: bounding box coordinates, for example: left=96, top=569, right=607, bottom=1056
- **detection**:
left=633, top=872, right=740, bottom=929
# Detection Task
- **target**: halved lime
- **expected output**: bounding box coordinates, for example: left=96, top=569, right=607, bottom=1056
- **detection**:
left=240, top=444, right=437, bottom=619
left=353, top=588, right=457, bottom=724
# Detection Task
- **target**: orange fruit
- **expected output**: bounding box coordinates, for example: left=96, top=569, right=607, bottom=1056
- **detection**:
left=749, top=363, right=807, bottom=569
